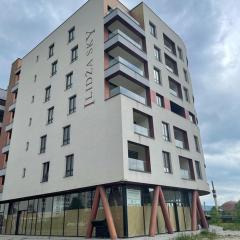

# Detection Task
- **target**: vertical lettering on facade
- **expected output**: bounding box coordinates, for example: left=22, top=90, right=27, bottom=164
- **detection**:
left=84, top=29, right=95, bottom=107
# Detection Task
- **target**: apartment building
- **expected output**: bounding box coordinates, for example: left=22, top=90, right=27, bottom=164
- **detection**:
left=0, top=0, right=209, bottom=238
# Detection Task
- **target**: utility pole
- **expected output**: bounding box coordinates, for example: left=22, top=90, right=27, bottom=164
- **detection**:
left=212, top=181, right=218, bottom=210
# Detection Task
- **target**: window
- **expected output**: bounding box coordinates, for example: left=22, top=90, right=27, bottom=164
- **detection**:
left=66, top=72, right=73, bottom=90
left=40, top=135, right=47, bottom=154
left=153, top=67, right=161, bottom=84
left=195, top=161, right=202, bottom=179
left=68, top=27, right=75, bottom=42
left=174, top=127, right=189, bottom=150
left=170, top=101, right=185, bottom=118
left=22, top=168, right=26, bottom=178
left=47, top=107, right=54, bottom=124
left=163, top=34, right=176, bottom=55
left=194, top=135, right=201, bottom=152
left=0, top=110, right=4, bottom=122
left=169, top=77, right=182, bottom=99
left=162, top=151, right=172, bottom=173
left=26, top=141, right=29, bottom=151
left=69, top=95, right=76, bottom=114
left=65, top=154, right=74, bottom=177
left=179, top=156, right=195, bottom=180
left=183, top=87, right=190, bottom=102
left=0, top=99, right=6, bottom=106
left=51, top=61, right=57, bottom=76
left=165, top=54, right=178, bottom=75
left=149, top=22, right=156, bottom=37
left=71, top=45, right=78, bottom=62
left=28, top=117, right=32, bottom=126
left=45, top=86, right=51, bottom=102
left=34, top=74, right=37, bottom=82
left=42, top=162, right=49, bottom=182
left=177, top=46, right=183, bottom=60
left=183, top=69, right=189, bottom=82
left=162, top=122, right=171, bottom=142
left=189, top=112, right=197, bottom=124
left=107, top=5, right=113, bottom=12
left=31, top=96, right=34, bottom=103
left=36, top=55, right=39, bottom=62
left=156, top=94, right=164, bottom=107
left=63, top=125, right=70, bottom=145
left=49, top=44, right=54, bottom=58
left=154, top=46, right=161, bottom=61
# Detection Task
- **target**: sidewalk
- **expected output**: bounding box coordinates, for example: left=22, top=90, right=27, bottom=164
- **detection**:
left=1, top=226, right=240, bottom=240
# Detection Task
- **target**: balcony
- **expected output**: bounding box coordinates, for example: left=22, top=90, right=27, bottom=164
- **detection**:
left=8, top=102, right=16, bottom=112
left=128, top=141, right=151, bottom=173
left=110, top=86, right=146, bottom=105
left=11, top=81, right=19, bottom=93
left=5, top=122, right=13, bottom=132
left=179, top=156, right=195, bottom=180
left=105, top=30, right=147, bottom=62
left=2, top=144, right=10, bottom=154
left=105, top=56, right=149, bottom=87
left=0, top=168, right=6, bottom=177
left=174, top=127, right=189, bottom=150
left=104, top=8, right=145, bottom=38
left=133, top=109, right=154, bottom=137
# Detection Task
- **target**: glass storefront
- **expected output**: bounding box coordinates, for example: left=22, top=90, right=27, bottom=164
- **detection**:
left=0, top=184, right=193, bottom=238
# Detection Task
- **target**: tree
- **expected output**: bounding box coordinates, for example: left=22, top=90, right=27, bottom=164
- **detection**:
left=209, top=207, right=221, bottom=224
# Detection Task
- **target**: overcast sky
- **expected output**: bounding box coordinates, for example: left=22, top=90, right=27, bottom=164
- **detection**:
left=0, top=0, right=239, bottom=206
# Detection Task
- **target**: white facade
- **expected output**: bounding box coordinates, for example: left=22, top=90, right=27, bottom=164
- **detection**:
left=2, top=0, right=209, bottom=201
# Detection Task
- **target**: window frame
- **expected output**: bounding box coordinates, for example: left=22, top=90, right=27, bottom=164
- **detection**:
left=195, top=161, right=203, bottom=179
left=153, top=67, right=161, bottom=84
left=66, top=72, right=73, bottom=90
left=51, top=61, right=58, bottom=76
left=40, top=135, right=47, bottom=154
left=42, top=162, right=50, bottom=182
left=149, top=21, right=156, bottom=37
left=154, top=45, right=161, bottom=62
left=63, top=125, right=71, bottom=146
left=68, top=27, right=75, bottom=43
left=65, top=154, right=74, bottom=177
left=156, top=93, right=164, bottom=107
left=71, top=45, right=78, bottom=63
left=162, top=122, right=171, bottom=142
left=47, top=107, right=54, bottom=124
left=49, top=44, right=54, bottom=58
left=68, top=95, right=76, bottom=114
left=162, top=151, right=172, bottom=173
left=45, top=86, right=51, bottom=102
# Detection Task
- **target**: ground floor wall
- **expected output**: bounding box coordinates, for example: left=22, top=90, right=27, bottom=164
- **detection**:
left=0, top=183, right=202, bottom=238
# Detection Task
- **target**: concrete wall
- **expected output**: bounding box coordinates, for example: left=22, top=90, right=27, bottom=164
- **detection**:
left=122, top=3, right=209, bottom=194
left=2, top=0, right=125, bottom=200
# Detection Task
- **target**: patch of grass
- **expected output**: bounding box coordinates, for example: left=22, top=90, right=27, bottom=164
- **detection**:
left=174, top=230, right=217, bottom=240
left=216, top=222, right=240, bottom=231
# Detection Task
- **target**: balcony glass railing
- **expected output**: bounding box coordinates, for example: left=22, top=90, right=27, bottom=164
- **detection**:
left=128, top=158, right=146, bottom=172
left=175, top=139, right=184, bottom=149
left=110, top=86, right=146, bottom=105
left=180, top=169, right=190, bottom=180
left=108, top=29, right=143, bottom=50
left=109, top=56, right=144, bottom=76
left=134, top=124, right=149, bottom=137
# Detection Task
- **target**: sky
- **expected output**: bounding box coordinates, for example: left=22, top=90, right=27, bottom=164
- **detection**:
left=1, top=0, right=240, bottom=206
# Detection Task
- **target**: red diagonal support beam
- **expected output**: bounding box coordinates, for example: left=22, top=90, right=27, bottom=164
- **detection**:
left=149, top=186, right=160, bottom=236
left=99, top=186, right=117, bottom=239
left=196, top=192, right=208, bottom=229
left=86, top=186, right=100, bottom=238
left=159, top=186, right=174, bottom=234
left=191, top=190, right=198, bottom=231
